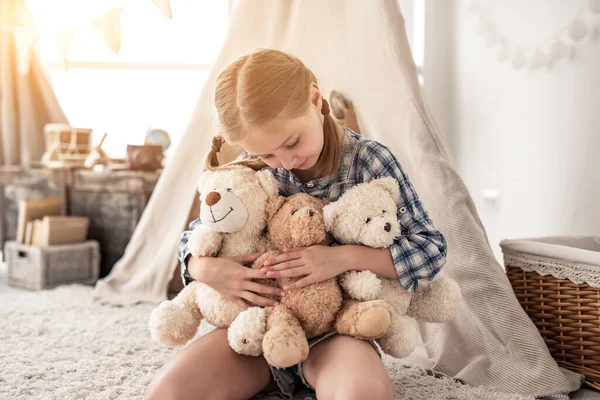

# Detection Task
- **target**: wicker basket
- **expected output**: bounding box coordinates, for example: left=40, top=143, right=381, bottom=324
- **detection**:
left=501, top=236, right=600, bottom=390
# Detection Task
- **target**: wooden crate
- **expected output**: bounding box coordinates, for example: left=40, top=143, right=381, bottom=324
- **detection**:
left=0, top=167, right=160, bottom=279
left=41, top=125, right=93, bottom=169
left=6, top=240, right=100, bottom=290
left=67, top=169, right=160, bottom=278
left=0, top=166, right=70, bottom=250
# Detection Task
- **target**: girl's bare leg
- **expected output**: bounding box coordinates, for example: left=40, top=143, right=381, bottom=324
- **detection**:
left=145, top=328, right=276, bottom=400
left=302, top=335, right=393, bottom=400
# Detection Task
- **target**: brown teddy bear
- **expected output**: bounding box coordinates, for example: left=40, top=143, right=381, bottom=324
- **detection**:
left=228, top=192, right=394, bottom=368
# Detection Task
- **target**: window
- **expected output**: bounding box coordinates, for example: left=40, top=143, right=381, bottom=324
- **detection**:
left=32, top=1, right=425, bottom=160
left=33, top=0, right=230, bottom=159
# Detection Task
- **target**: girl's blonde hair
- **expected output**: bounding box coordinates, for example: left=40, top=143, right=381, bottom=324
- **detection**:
left=205, top=49, right=343, bottom=177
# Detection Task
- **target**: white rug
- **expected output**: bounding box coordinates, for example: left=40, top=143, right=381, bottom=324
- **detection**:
left=0, top=285, right=534, bottom=400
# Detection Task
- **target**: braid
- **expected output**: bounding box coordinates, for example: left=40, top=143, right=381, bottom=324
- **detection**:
left=321, top=98, right=331, bottom=116
left=205, top=135, right=225, bottom=170
left=315, top=98, right=343, bottom=177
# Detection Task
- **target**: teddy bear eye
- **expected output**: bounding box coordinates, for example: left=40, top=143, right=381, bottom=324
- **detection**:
left=366, top=217, right=372, bottom=223
left=227, top=188, right=233, bottom=193
left=382, top=210, right=386, bottom=214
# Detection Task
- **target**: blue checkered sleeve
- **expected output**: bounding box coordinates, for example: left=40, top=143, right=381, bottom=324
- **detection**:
left=357, top=141, right=447, bottom=292
left=177, top=217, right=203, bottom=286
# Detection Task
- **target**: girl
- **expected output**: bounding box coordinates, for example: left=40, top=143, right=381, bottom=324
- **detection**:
left=145, top=49, right=446, bottom=400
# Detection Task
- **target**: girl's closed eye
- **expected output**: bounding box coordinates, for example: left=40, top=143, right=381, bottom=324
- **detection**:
left=284, top=138, right=300, bottom=149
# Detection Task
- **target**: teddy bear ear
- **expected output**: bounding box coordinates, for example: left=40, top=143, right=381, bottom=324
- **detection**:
left=265, top=196, right=286, bottom=220
left=256, top=170, right=279, bottom=197
left=372, top=177, right=401, bottom=204
left=197, top=170, right=213, bottom=194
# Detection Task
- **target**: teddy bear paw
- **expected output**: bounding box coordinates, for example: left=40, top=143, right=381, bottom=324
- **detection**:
left=336, top=300, right=393, bottom=340
left=354, top=300, right=393, bottom=339
left=377, top=314, right=418, bottom=359
left=148, top=301, right=202, bottom=347
left=339, top=270, right=382, bottom=301
left=263, top=328, right=309, bottom=368
left=228, top=307, right=267, bottom=356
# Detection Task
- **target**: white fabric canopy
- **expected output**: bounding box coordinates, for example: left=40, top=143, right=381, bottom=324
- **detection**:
left=92, top=0, right=583, bottom=397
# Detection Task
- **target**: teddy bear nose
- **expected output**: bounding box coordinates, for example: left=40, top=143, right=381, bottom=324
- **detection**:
left=309, top=210, right=315, bottom=217
left=205, top=191, right=221, bottom=206
left=384, top=223, right=391, bottom=232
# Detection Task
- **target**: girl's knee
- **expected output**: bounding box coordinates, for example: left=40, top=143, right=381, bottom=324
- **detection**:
left=144, top=371, right=184, bottom=400
left=326, top=378, right=393, bottom=400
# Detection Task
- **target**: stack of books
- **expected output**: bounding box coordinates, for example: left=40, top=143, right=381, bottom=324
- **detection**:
left=17, top=198, right=89, bottom=246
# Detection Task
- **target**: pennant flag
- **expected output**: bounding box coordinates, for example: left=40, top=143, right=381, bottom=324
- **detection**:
left=151, top=0, right=172, bottom=19
left=92, top=7, right=123, bottom=53
left=55, top=28, right=76, bottom=69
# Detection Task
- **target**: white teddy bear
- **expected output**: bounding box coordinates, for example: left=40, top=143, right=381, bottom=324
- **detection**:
left=323, top=177, right=462, bottom=358
left=148, top=165, right=279, bottom=348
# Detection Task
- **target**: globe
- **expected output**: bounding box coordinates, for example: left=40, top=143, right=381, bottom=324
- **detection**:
left=145, top=128, right=171, bottom=152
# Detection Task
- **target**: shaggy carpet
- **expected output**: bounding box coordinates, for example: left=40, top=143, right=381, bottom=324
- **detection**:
left=0, top=285, right=534, bottom=400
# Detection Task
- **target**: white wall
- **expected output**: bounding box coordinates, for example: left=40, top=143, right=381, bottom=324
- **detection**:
left=424, top=0, right=600, bottom=261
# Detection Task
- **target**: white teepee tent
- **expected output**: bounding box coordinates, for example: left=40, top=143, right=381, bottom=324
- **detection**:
left=92, top=1, right=583, bottom=397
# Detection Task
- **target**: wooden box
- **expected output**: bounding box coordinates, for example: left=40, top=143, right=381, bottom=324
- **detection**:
left=5, top=240, right=100, bottom=290
left=67, top=169, right=160, bottom=277
left=0, top=166, right=70, bottom=249
left=31, top=216, right=90, bottom=246
left=42, top=124, right=93, bottom=169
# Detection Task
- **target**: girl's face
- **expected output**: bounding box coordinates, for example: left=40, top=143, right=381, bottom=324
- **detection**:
left=240, top=85, right=324, bottom=171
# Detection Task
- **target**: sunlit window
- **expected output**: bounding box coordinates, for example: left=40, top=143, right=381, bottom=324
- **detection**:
left=30, top=0, right=423, bottom=160
left=32, top=0, right=230, bottom=159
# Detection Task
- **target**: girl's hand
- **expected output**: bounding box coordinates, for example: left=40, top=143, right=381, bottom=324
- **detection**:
left=260, top=245, right=348, bottom=291
left=187, top=250, right=286, bottom=310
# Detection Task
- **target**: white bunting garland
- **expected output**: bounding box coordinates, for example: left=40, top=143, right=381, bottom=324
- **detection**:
left=469, top=0, right=600, bottom=70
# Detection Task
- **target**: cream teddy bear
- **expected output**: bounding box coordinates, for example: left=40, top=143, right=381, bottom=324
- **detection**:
left=148, top=165, right=279, bottom=347
left=323, top=177, right=462, bottom=358
left=228, top=193, right=394, bottom=368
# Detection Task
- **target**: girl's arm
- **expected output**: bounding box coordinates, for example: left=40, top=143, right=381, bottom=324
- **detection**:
left=262, top=141, right=446, bottom=292
left=177, top=217, right=283, bottom=307
left=338, top=245, right=398, bottom=280
left=177, top=217, right=203, bottom=286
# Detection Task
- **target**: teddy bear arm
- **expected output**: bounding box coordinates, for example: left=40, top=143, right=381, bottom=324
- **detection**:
left=339, top=270, right=382, bottom=301
left=148, top=282, right=204, bottom=347
left=407, top=276, right=462, bottom=322
left=197, top=283, right=244, bottom=328
left=188, top=225, right=223, bottom=258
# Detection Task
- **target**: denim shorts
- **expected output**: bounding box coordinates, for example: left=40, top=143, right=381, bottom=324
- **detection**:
left=263, top=332, right=381, bottom=399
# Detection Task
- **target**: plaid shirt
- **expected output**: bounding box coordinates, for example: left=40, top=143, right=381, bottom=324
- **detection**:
left=177, top=128, right=446, bottom=292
